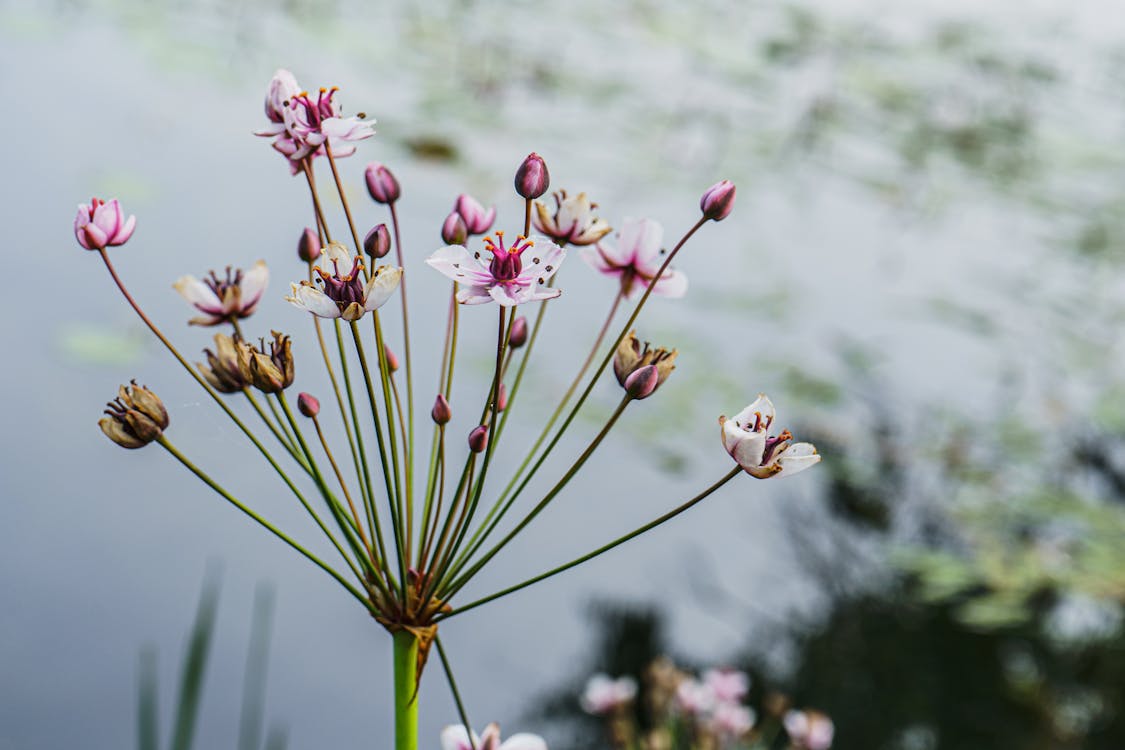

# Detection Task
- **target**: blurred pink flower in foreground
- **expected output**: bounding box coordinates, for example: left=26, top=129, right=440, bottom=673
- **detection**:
left=720, top=394, right=820, bottom=479
left=581, top=217, right=687, bottom=299
left=581, top=673, right=638, bottom=714
left=173, top=261, right=269, bottom=326
left=427, top=232, right=565, bottom=306
left=74, top=197, right=136, bottom=250
left=441, top=723, right=548, bottom=750
left=702, top=668, right=750, bottom=704
left=785, top=709, right=835, bottom=750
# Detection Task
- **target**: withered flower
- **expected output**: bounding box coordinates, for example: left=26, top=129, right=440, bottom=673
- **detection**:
left=173, top=261, right=269, bottom=327
left=197, top=333, right=247, bottom=393
left=533, top=190, right=611, bottom=246
left=613, top=331, right=677, bottom=396
left=99, top=381, right=169, bottom=449
left=237, top=331, right=295, bottom=394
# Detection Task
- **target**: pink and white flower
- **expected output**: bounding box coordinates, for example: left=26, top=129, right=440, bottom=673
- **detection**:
left=702, top=668, right=749, bottom=704
left=784, top=710, right=835, bottom=750
left=533, top=190, right=611, bottom=246
left=426, top=232, right=564, bottom=307
left=173, top=261, right=269, bottom=326
left=74, top=197, right=136, bottom=251
left=286, top=243, right=401, bottom=321
left=581, top=674, right=638, bottom=715
left=720, top=394, right=820, bottom=479
left=455, top=194, right=497, bottom=236
left=674, top=678, right=717, bottom=716
left=580, top=217, right=687, bottom=299
left=441, top=723, right=548, bottom=750
left=709, top=702, right=756, bottom=740
left=254, top=70, right=374, bottom=174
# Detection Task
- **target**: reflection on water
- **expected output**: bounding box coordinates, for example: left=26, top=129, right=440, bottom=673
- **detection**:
left=7, top=0, right=1125, bottom=747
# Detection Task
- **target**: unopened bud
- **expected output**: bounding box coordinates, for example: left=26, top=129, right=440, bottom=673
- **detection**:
left=509, top=316, right=528, bottom=348
left=365, top=163, right=401, bottom=204
left=298, top=392, right=320, bottom=418
left=384, top=344, right=399, bottom=372
left=468, top=424, right=489, bottom=453
left=431, top=394, right=452, bottom=425
left=454, top=194, right=496, bottom=236
left=364, top=224, right=391, bottom=259
left=441, top=211, right=468, bottom=246
left=624, top=365, right=659, bottom=400
left=496, top=383, right=508, bottom=412
left=515, top=152, right=550, bottom=200
left=298, top=227, right=322, bottom=262
left=98, top=380, right=169, bottom=449
left=700, top=180, right=736, bottom=222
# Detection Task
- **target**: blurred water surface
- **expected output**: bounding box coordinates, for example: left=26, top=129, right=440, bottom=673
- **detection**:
left=6, top=0, right=1125, bottom=748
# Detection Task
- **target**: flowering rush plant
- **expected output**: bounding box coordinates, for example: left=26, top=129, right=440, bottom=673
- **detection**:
left=82, top=69, right=820, bottom=750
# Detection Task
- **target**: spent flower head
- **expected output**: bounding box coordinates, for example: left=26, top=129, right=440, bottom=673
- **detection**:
left=197, top=333, right=248, bottom=393
left=236, top=331, right=295, bottom=394
left=533, top=190, right=611, bottom=246
left=720, top=394, right=820, bottom=479
left=173, top=261, right=269, bottom=327
left=99, top=381, right=168, bottom=449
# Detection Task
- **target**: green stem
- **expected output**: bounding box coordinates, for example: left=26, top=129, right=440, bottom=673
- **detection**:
left=393, top=631, right=420, bottom=750
left=434, top=637, right=477, bottom=750
left=440, top=468, right=741, bottom=619
left=155, top=436, right=371, bottom=609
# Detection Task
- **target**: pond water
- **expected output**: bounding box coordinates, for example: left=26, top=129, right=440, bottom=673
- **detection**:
left=5, top=0, right=1125, bottom=748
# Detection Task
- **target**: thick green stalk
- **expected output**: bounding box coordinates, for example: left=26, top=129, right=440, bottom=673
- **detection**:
left=393, top=631, right=419, bottom=750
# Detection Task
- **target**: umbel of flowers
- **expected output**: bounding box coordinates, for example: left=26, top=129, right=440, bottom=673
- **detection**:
left=80, top=69, right=820, bottom=750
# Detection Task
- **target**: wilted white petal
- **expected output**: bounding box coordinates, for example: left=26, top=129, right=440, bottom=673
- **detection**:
left=286, top=283, right=340, bottom=318
left=732, top=394, right=774, bottom=428
left=362, top=266, right=403, bottom=311
left=173, top=275, right=224, bottom=314
left=777, top=443, right=821, bottom=477
left=731, top=430, right=766, bottom=469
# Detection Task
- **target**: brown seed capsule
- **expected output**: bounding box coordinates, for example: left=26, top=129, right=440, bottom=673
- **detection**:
left=197, top=333, right=247, bottom=393
left=98, top=380, right=169, bottom=449
left=297, top=392, right=320, bottom=418
left=238, top=331, right=295, bottom=394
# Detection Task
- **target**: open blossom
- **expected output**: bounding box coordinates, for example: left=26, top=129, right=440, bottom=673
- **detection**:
left=74, top=197, right=136, bottom=250
left=173, top=261, right=269, bottom=326
left=581, top=218, right=686, bottom=299
left=533, top=190, right=611, bottom=246
left=426, top=232, right=564, bottom=306
left=709, top=702, right=756, bottom=740
left=286, top=243, right=402, bottom=320
left=702, top=668, right=749, bottom=704
left=254, top=70, right=374, bottom=173
left=581, top=674, right=638, bottom=715
left=441, top=723, right=548, bottom=750
left=784, top=710, right=835, bottom=750
left=720, top=394, right=820, bottom=479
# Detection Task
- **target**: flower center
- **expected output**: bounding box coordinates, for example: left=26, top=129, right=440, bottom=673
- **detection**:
left=761, top=429, right=793, bottom=465
left=204, top=266, right=244, bottom=301
left=315, top=255, right=366, bottom=308
left=288, top=87, right=339, bottom=129
left=485, top=232, right=534, bottom=283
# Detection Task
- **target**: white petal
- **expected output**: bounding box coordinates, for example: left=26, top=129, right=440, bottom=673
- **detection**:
left=519, top=236, right=566, bottom=279
left=427, top=245, right=494, bottom=285
left=440, top=725, right=478, bottom=750
left=555, top=193, right=589, bottom=236
left=777, top=443, right=821, bottom=477
left=731, top=430, right=766, bottom=469
left=286, top=283, right=340, bottom=318
left=732, top=394, right=774, bottom=428
left=650, top=268, right=687, bottom=298
left=489, top=284, right=524, bottom=307
left=173, top=275, right=223, bottom=314
left=499, top=735, right=548, bottom=750
left=618, top=217, right=663, bottom=265
left=239, top=260, right=270, bottom=309
left=362, top=266, right=403, bottom=311
left=456, top=285, right=495, bottom=305
left=580, top=244, right=618, bottom=273
left=323, top=242, right=352, bottom=270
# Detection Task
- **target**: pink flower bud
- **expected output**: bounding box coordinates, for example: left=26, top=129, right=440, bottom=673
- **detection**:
left=496, top=383, right=508, bottom=412
left=365, top=163, right=401, bottom=204
left=509, top=316, right=529, bottom=348
left=468, top=424, right=489, bottom=453
left=514, top=152, right=550, bottom=199
left=700, top=180, right=736, bottom=222
left=431, top=394, right=452, bottom=425
left=298, top=227, right=322, bottom=262
left=297, top=392, right=320, bottom=418
left=624, top=365, right=660, bottom=399
left=441, top=211, right=468, bottom=246
left=75, top=197, right=136, bottom=251
left=364, top=223, right=391, bottom=258
left=454, top=194, right=496, bottom=236
left=384, top=344, right=399, bottom=372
